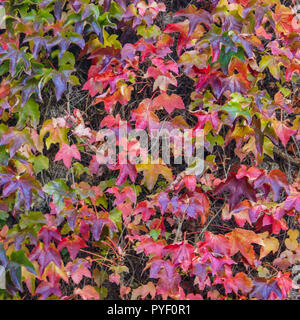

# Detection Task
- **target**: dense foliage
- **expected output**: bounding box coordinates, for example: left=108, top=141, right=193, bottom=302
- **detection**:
left=0, top=0, right=299, bottom=300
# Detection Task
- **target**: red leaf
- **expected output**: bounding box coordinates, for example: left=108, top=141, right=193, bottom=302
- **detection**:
left=163, top=241, right=195, bottom=272
left=75, top=285, right=99, bottom=300
left=106, top=186, right=136, bottom=205
left=134, top=201, right=156, bottom=221
left=29, top=243, right=61, bottom=276
left=200, top=232, right=231, bottom=256
left=58, top=235, right=86, bottom=260
left=38, top=226, right=62, bottom=249
left=66, top=259, right=92, bottom=285
left=115, top=164, right=137, bottom=186
left=273, top=121, right=297, bottom=147
left=254, top=169, right=290, bottom=202
left=152, top=93, right=185, bottom=114
left=54, top=144, right=81, bottom=169
left=285, top=63, right=300, bottom=82
left=214, top=172, right=256, bottom=211
left=136, top=237, right=166, bottom=257
left=131, top=99, right=160, bottom=130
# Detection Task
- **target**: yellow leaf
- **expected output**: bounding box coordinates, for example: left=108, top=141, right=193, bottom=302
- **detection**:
left=136, top=158, right=173, bottom=190
left=285, top=229, right=299, bottom=251
left=260, top=232, right=279, bottom=259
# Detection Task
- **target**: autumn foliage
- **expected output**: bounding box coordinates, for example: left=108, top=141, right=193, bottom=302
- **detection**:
left=0, top=0, right=299, bottom=300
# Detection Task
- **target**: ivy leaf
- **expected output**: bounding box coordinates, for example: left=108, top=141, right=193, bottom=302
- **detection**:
left=54, top=144, right=81, bottom=169
left=35, top=279, right=62, bottom=300
left=58, top=235, right=86, bottom=260
left=153, top=75, right=177, bottom=92
left=194, top=65, right=223, bottom=98
left=163, top=241, right=195, bottom=272
left=284, top=192, right=300, bottom=212
left=0, top=167, right=44, bottom=211
left=164, top=21, right=190, bottom=56
left=131, top=99, right=160, bottom=130
left=225, top=228, right=262, bottom=265
left=43, top=179, right=75, bottom=211
left=7, top=261, right=22, bottom=292
left=259, top=55, right=283, bottom=80
left=106, top=186, right=136, bottom=205
left=40, top=119, right=69, bottom=149
left=38, top=226, right=62, bottom=249
left=69, top=0, right=82, bottom=12
left=214, top=172, right=256, bottom=211
left=31, top=155, right=49, bottom=174
left=136, top=162, right=173, bottom=191
left=29, top=243, right=61, bottom=276
left=65, top=259, right=91, bottom=285
left=0, top=44, right=31, bottom=77
left=10, top=250, right=36, bottom=275
left=250, top=278, right=282, bottom=299
left=221, top=73, right=251, bottom=96
left=75, top=285, right=99, bottom=300
left=0, top=127, right=33, bottom=157
left=0, top=244, right=8, bottom=268
left=253, top=169, right=290, bottom=202
left=136, top=237, right=166, bottom=257
left=91, top=213, right=117, bottom=241
left=152, top=93, right=185, bottom=115
left=134, top=201, right=156, bottom=222
left=0, top=80, right=10, bottom=99
left=175, top=5, right=212, bottom=36
left=19, top=211, right=47, bottom=230
left=218, top=46, right=245, bottom=75
left=174, top=193, right=210, bottom=223
left=131, top=282, right=156, bottom=300
left=51, top=69, right=74, bottom=101
left=214, top=271, right=253, bottom=296
left=272, top=120, right=297, bottom=147
left=285, top=63, right=300, bottom=82
left=16, top=97, right=40, bottom=130
left=251, top=116, right=264, bottom=156
left=115, top=164, right=137, bottom=186
left=284, top=230, right=299, bottom=251
left=260, top=232, right=279, bottom=259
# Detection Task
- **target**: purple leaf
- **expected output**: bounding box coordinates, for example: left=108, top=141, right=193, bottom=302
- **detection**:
left=250, top=279, right=282, bottom=300
left=91, top=216, right=117, bottom=241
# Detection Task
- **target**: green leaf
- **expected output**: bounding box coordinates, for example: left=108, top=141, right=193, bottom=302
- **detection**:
left=31, top=155, right=49, bottom=174
left=220, top=93, right=252, bottom=123
left=43, top=179, right=74, bottom=210
left=17, top=97, right=40, bottom=130
left=99, top=286, right=108, bottom=299
left=150, top=229, right=161, bottom=241
left=218, top=45, right=245, bottom=74
left=137, top=25, right=161, bottom=39
left=0, top=145, right=9, bottom=166
left=93, top=269, right=108, bottom=287
left=0, top=211, right=9, bottom=221
left=109, top=208, right=122, bottom=231
left=10, top=250, right=36, bottom=275
left=59, top=51, right=75, bottom=67
left=19, top=211, right=46, bottom=230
